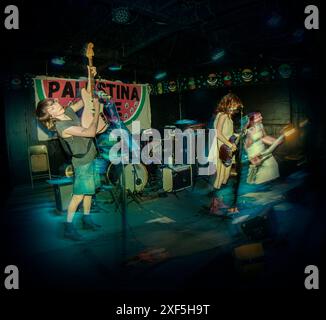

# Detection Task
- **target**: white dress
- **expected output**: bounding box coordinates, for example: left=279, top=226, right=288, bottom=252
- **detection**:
left=245, top=125, right=279, bottom=184
left=208, top=113, right=234, bottom=189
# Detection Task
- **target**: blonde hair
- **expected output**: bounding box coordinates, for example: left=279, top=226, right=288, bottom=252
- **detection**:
left=35, top=98, right=56, bottom=131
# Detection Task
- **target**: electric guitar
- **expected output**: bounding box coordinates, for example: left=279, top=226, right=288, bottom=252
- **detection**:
left=219, top=128, right=247, bottom=167
left=248, top=119, right=308, bottom=166
left=81, top=42, right=108, bottom=134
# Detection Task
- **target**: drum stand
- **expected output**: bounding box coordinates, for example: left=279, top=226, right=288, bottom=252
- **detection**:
left=106, top=163, right=127, bottom=215
left=126, top=164, right=143, bottom=206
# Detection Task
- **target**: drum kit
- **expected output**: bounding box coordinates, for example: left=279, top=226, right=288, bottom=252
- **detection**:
left=106, top=163, right=149, bottom=193
left=62, top=119, right=206, bottom=199
left=95, top=128, right=152, bottom=195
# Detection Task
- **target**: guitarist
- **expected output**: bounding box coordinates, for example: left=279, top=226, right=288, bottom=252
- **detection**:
left=208, top=92, right=243, bottom=214
left=36, top=66, right=102, bottom=241
left=244, top=112, right=282, bottom=184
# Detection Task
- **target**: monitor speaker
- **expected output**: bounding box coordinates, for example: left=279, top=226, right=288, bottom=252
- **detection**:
left=162, top=165, right=192, bottom=192
left=240, top=206, right=277, bottom=241
left=47, top=178, right=73, bottom=212
left=54, top=182, right=73, bottom=212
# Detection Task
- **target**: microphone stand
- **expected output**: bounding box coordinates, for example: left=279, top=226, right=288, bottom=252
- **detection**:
left=230, top=107, right=245, bottom=212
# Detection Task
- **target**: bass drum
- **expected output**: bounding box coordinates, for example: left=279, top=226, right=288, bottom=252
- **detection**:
left=106, top=163, right=148, bottom=193
left=59, top=163, right=74, bottom=177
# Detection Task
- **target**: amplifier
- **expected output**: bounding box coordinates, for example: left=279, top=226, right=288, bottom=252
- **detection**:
left=47, top=178, right=73, bottom=212
left=162, top=165, right=192, bottom=192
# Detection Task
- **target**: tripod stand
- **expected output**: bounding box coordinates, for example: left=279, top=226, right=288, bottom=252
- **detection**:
left=126, top=164, right=146, bottom=205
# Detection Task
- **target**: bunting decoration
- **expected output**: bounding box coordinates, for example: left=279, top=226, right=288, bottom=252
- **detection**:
left=150, top=63, right=297, bottom=95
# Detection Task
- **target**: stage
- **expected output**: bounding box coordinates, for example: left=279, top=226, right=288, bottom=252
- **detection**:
left=2, top=161, right=321, bottom=291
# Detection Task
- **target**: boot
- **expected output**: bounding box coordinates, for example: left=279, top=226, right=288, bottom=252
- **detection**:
left=82, top=214, right=101, bottom=231
left=217, top=197, right=228, bottom=209
left=209, top=197, right=223, bottom=215
left=64, top=222, right=82, bottom=241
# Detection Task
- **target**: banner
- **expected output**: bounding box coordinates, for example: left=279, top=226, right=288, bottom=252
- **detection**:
left=34, top=76, right=152, bottom=141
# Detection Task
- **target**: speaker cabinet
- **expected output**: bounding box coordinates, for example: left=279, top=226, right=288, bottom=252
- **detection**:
left=48, top=178, right=73, bottom=212
left=240, top=206, right=276, bottom=240
left=54, top=183, right=73, bottom=212
left=162, top=165, right=192, bottom=192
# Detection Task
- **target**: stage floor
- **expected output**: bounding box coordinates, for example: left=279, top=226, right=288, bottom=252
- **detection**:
left=2, top=166, right=322, bottom=291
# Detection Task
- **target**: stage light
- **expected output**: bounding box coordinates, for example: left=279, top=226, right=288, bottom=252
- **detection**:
left=112, top=7, right=130, bottom=24
left=108, top=64, right=122, bottom=71
left=266, top=13, right=282, bottom=27
left=154, top=71, right=167, bottom=80
left=212, top=49, right=225, bottom=61
left=51, top=57, right=65, bottom=66
left=10, top=76, right=22, bottom=89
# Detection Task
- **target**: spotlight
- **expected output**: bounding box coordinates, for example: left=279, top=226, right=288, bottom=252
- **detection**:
left=112, top=7, right=130, bottom=24
left=51, top=57, right=65, bottom=66
left=212, top=49, right=225, bottom=61
left=154, top=71, right=167, bottom=80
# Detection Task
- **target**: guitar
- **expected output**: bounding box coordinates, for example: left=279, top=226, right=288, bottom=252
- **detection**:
left=248, top=119, right=308, bottom=166
left=81, top=42, right=108, bottom=134
left=219, top=128, right=247, bottom=167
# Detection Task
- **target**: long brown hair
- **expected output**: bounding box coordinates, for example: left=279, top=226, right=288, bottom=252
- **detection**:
left=35, top=98, right=56, bottom=131
left=216, top=92, right=243, bottom=114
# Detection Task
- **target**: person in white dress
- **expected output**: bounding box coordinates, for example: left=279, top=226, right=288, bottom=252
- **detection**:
left=208, top=93, right=243, bottom=213
left=244, top=112, right=282, bottom=184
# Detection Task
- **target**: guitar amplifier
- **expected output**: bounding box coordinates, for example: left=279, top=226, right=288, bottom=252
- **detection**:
left=162, top=165, right=192, bottom=192
left=47, top=178, right=73, bottom=213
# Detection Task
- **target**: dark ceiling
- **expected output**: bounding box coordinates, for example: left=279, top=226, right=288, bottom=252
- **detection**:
left=2, top=0, right=322, bottom=82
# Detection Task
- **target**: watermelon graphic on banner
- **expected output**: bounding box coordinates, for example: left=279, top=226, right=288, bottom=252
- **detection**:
left=34, top=76, right=151, bottom=141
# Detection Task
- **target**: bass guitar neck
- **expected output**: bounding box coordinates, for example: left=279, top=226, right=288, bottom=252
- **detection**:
left=80, top=42, right=108, bottom=134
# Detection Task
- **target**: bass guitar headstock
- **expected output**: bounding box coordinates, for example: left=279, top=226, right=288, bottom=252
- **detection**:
left=85, top=42, right=94, bottom=65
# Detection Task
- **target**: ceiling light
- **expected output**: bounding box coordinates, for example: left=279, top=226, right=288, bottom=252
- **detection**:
left=212, top=49, right=225, bottom=61
left=51, top=57, right=65, bottom=66
left=154, top=71, right=167, bottom=80
left=108, top=64, right=122, bottom=71
left=112, top=7, right=130, bottom=24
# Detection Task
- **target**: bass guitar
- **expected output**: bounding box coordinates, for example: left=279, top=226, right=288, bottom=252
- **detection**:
left=219, top=128, right=247, bottom=167
left=81, top=42, right=108, bottom=134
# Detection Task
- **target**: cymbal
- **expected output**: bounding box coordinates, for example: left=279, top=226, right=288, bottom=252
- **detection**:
left=174, top=119, right=197, bottom=125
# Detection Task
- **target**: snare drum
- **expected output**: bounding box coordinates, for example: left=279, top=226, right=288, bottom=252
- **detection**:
left=106, top=163, right=148, bottom=192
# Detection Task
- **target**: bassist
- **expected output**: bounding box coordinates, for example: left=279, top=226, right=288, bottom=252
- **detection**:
left=35, top=66, right=102, bottom=241
left=208, top=92, right=243, bottom=214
